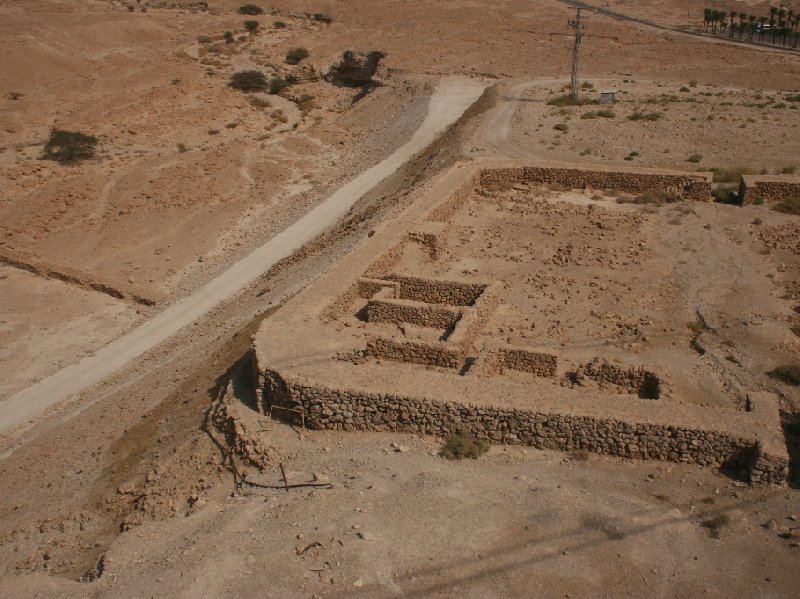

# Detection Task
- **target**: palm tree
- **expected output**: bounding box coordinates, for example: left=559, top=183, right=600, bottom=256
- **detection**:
left=729, top=11, right=737, bottom=37
left=779, top=20, right=787, bottom=45
left=759, top=15, right=768, bottom=42
left=703, top=8, right=713, bottom=31
left=770, top=7, right=778, bottom=43
left=748, top=15, right=757, bottom=40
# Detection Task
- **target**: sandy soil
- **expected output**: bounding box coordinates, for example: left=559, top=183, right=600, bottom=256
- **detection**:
left=0, top=266, right=141, bottom=398
left=0, top=0, right=799, bottom=596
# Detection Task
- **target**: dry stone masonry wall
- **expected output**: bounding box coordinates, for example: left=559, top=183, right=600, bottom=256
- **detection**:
left=480, top=167, right=713, bottom=201
left=366, top=337, right=463, bottom=369
left=566, top=358, right=666, bottom=400
left=491, top=346, right=558, bottom=378
left=740, top=175, right=800, bottom=204
left=260, top=369, right=788, bottom=485
left=386, top=274, right=487, bottom=306
left=367, top=297, right=463, bottom=329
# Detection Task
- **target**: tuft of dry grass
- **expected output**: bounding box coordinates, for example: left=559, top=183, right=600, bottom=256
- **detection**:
left=440, top=434, right=490, bottom=460
left=617, top=189, right=679, bottom=206
left=773, top=197, right=800, bottom=216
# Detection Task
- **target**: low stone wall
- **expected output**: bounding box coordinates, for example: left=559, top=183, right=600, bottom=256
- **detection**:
left=408, top=221, right=448, bottom=261
left=569, top=358, right=664, bottom=400
left=386, top=274, right=487, bottom=306
left=260, top=368, right=788, bottom=484
left=428, top=171, right=480, bottom=222
left=493, top=346, right=558, bottom=377
left=367, top=297, right=463, bottom=329
left=449, top=282, right=502, bottom=350
left=366, top=337, right=464, bottom=369
left=480, top=166, right=713, bottom=201
left=357, top=277, right=399, bottom=299
left=740, top=175, right=800, bottom=204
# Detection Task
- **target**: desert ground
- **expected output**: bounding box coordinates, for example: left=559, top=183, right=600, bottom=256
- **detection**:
left=0, top=0, right=799, bottom=597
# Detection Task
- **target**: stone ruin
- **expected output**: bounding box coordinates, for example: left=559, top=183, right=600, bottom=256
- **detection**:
left=250, top=161, right=789, bottom=485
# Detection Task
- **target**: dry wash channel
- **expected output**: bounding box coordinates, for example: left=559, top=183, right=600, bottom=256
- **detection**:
left=251, top=160, right=789, bottom=485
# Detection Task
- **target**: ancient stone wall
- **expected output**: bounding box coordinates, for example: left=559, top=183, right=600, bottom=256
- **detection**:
left=259, top=368, right=788, bottom=484
left=492, top=346, right=558, bottom=377
left=449, top=282, right=502, bottom=350
left=367, top=297, right=463, bottom=329
left=386, top=274, right=487, bottom=306
left=357, top=277, right=399, bottom=299
left=427, top=171, right=481, bottom=222
left=480, top=167, right=713, bottom=201
left=568, top=358, right=665, bottom=400
left=366, top=336, right=464, bottom=369
left=408, top=221, right=448, bottom=261
left=740, top=175, right=800, bottom=204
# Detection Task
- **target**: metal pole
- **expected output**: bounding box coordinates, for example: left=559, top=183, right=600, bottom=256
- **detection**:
left=569, top=9, right=584, bottom=102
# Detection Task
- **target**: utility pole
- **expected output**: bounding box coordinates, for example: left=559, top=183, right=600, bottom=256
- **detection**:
left=568, top=8, right=585, bottom=102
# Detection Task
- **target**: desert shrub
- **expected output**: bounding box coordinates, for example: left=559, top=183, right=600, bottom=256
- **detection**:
left=689, top=80, right=698, bottom=87
left=311, top=13, right=333, bottom=23
left=238, top=4, right=262, bottom=15
left=553, top=123, right=568, bottom=131
left=779, top=166, right=796, bottom=174
left=273, top=20, right=286, bottom=28
left=229, top=70, right=268, bottom=92
left=618, top=188, right=679, bottom=205
left=687, top=153, right=703, bottom=163
left=773, top=197, right=800, bottom=216
left=581, top=81, right=594, bottom=89
left=42, top=130, right=98, bottom=162
left=223, top=31, right=234, bottom=43
left=176, top=142, right=188, bottom=153
left=753, top=196, right=765, bottom=205
left=267, top=77, right=289, bottom=94
left=249, top=95, right=271, bottom=108
left=285, top=47, right=309, bottom=65
left=440, top=434, right=489, bottom=460
left=197, top=35, right=212, bottom=44
left=680, top=86, right=690, bottom=92
left=711, top=166, right=753, bottom=183
left=244, top=20, right=259, bottom=31
left=768, top=364, right=800, bottom=385
left=295, top=93, right=316, bottom=113
left=547, top=94, right=595, bottom=107
left=581, top=109, right=615, bottom=119
left=774, top=103, right=786, bottom=109
left=711, top=186, right=740, bottom=205
left=628, top=111, right=662, bottom=121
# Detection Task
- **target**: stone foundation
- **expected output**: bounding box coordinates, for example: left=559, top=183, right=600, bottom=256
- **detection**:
left=480, top=166, right=713, bottom=201
left=740, top=174, right=800, bottom=204
left=259, top=367, right=788, bottom=485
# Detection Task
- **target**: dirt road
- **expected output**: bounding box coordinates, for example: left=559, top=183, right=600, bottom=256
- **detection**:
left=0, top=77, right=487, bottom=436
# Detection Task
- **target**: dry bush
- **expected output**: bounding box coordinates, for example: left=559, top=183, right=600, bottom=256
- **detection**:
left=285, top=47, right=309, bottom=65
left=617, top=189, right=679, bottom=205
left=628, top=112, right=662, bottom=121
left=440, top=434, right=489, bottom=460
left=768, top=364, right=800, bottom=386
left=42, top=130, right=97, bottom=162
left=711, top=166, right=753, bottom=183
left=230, top=70, right=268, bottom=92
left=249, top=95, right=271, bottom=108
left=773, top=197, right=800, bottom=216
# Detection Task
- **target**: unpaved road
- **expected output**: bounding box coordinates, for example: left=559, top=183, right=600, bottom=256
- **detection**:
left=0, top=77, right=487, bottom=435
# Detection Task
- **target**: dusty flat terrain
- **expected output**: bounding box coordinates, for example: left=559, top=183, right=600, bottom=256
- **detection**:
left=0, top=0, right=799, bottom=596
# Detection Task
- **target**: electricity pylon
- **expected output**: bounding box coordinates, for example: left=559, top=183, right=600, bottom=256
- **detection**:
left=568, top=8, right=586, bottom=102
